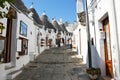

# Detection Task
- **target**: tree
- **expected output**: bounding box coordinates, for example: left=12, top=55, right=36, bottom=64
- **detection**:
left=0, top=0, right=14, bottom=18
left=0, top=0, right=14, bottom=29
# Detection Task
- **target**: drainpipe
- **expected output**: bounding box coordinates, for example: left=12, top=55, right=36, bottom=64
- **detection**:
left=85, top=0, right=92, bottom=68
left=112, top=0, right=120, bottom=79
left=92, top=10, right=96, bottom=46
left=38, top=29, right=41, bottom=53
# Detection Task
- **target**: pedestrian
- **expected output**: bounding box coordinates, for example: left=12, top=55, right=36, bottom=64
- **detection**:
left=58, top=39, right=60, bottom=47
left=69, top=38, right=72, bottom=49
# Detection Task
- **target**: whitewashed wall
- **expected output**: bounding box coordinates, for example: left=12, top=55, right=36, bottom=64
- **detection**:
left=51, top=29, right=56, bottom=47
left=108, top=1, right=120, bottom=79
left=80, top=26, right=88, bottom=64
left=87, top=0, right=120, bottom=79
left=114, top=1, right=120, bottom=79
left=0, top=3, right=17, bottom=80
left=16, top=11, right=35, bottom=67
left=35, top=27, right=39, bottom=55
left=89, top=0, right=109, bottom=76
left=39, top=26, right=47, bottom=52
left=115, top=0, right=120, bottom=54
left=72, top=25, right=80, bottom=52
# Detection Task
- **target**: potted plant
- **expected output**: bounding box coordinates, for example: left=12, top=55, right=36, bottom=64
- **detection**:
left=86, top=67, right=101, bottom=80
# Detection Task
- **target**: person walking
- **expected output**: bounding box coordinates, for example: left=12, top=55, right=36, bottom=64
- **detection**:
left=58, top=38, right=60, bottom=47
left=69, top=38, right=72, bottom=49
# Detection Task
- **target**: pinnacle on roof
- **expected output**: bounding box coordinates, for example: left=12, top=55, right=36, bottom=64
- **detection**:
left=42, top=11, right=46, bottom=15
left=29, top=8, right=42, bottom=25
left=59, top=18, right=62, bottom=23
left=30, top=2, right=34, bottom=9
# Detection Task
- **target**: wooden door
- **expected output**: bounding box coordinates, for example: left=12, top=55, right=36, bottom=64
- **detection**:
left=49, top=39, right=52, bottom=47
left=46, top=37, right=48, bottom=46
left=5, top=19, right=12, bottom=62
left=4, top=7, right=17, bottom=62
left=103, top=17, right=113, bottom=78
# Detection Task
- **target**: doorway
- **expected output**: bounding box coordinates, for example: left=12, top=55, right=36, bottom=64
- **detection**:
left=19, top=38, right=28, bottom=55
left=49, top=39, right=52, bottom=47
left=46, top=37, right=48, bottom=46
left=102, top=17, right=113, bottom=78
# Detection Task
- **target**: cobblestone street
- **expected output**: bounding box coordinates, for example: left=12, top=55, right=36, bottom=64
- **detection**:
left=13, top=46, right=89, bottom=80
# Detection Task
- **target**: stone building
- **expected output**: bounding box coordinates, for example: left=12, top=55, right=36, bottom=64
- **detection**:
left=0, top=0, right=71, bottom=80
left=76, top=0, right=120, bottom=79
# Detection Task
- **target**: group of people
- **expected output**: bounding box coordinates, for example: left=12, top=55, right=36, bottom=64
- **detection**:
left=56, top=38, right=72, bottom=49
left=56, top=38, right=65, bottom=47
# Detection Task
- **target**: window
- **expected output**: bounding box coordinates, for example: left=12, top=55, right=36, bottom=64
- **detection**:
left=0, top=40, right=4, bottom=62
left=18, top=38, right=28, bottom=56
left=0, top=23, right=4, bottom=34
left=20, top=21, right=27, bottom=37
left=0, top=36, right=6, bottom=63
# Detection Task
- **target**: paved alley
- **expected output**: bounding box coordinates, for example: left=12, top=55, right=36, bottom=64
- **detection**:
left=13, top=46, right=89, bottom=80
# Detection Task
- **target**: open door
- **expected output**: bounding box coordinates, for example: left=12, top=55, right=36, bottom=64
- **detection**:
left=19, top=38, right=28, bottom=55
left=102, top=17, right=114, bottom=78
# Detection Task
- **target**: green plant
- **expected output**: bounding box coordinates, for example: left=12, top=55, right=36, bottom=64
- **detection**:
left=0, top=23, right=5, bottom=30
left=86, top=67, right=101, bottom=76
left=0, top=0, right=15, bottom=18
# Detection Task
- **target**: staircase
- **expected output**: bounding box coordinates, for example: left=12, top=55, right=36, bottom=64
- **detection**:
left=5, top=65, right=22, bottom=80
left=102, top=76, right=114, bottom=80
left=7, top=69, right=22, bottom=80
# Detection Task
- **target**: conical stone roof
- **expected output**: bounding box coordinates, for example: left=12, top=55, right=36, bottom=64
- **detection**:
left=14, top=0, right=29, bottom=14
left=29, top=8, right=42, bottom=25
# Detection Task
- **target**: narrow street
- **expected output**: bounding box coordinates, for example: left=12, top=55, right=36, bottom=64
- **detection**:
left=13, top=46, right=89, bottom=80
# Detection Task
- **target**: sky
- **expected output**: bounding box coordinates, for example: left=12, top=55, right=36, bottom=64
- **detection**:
left=22, top=0, right=77, bottom=23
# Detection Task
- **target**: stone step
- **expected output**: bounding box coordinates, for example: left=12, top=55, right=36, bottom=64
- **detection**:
left=102, top=76, right=114, bottom=80
left=7, top=69, right=22, bottom=80
left=5, top=66, right=15, bottom=70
